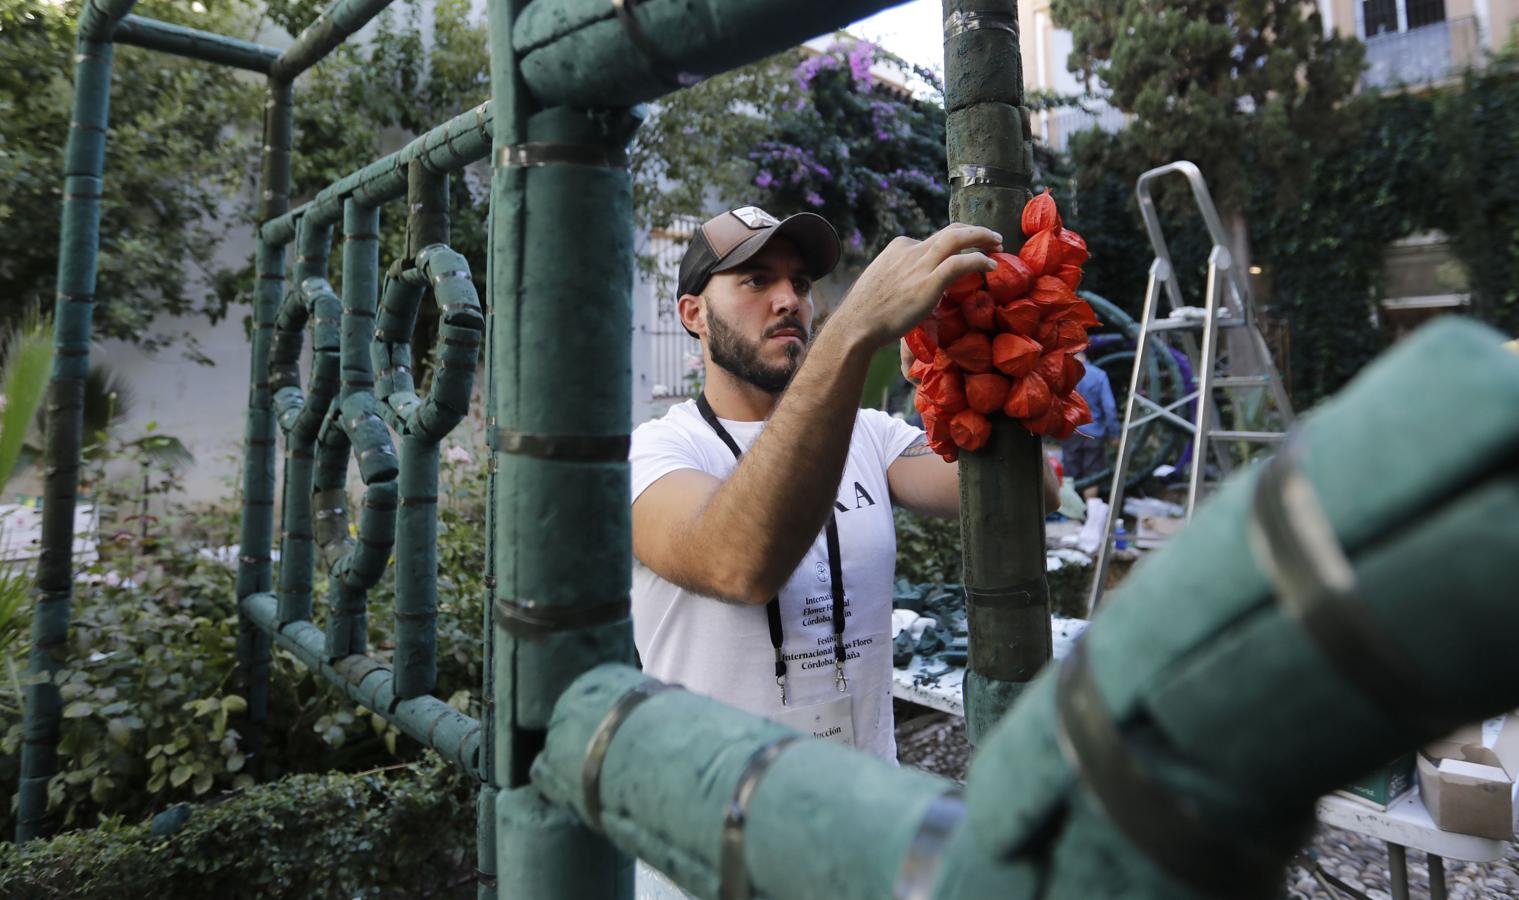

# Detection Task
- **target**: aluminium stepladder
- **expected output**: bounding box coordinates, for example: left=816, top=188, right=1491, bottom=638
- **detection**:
left=1086, top=161, right=1295, bottom=613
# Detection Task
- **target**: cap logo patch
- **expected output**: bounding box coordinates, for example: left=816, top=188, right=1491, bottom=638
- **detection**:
left=730, top=206, right=780, bottom=229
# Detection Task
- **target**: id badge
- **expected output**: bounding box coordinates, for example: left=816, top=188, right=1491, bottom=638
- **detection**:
left=770, top=693, right=855, bottom=746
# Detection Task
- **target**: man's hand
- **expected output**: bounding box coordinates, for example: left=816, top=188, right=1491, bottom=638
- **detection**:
left=832, top=224, right=1002, bottom=350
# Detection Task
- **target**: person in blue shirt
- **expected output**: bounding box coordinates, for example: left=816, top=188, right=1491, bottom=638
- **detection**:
left=1061, top=351, right=1119, bottom=501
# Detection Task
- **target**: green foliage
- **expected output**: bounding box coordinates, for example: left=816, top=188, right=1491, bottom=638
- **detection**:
left=0, top=757, right=475, bottom=899
left=0, top=427, right=490, bottom=837
left=1050, top=0, right=1363, bottom=212
left=893, top=507, right=961, bottom=586
left=0, top=0, right=262, bottom=355
left=0, top=313, right=53, bottom=490
left=632, top=39, right=949, bottom=284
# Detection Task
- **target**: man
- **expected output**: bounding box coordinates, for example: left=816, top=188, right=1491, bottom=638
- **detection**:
left=629, top=206, right=1057, bottom=761
left=1060, top=350, right=1119, bottom=501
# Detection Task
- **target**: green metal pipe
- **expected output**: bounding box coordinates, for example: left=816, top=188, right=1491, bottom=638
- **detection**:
left=241, top=592, right=482, bottom=777
left=479, top=158, right=501, bottom=900
left=269, top=0, right=395, bottom=82
left=76, top=0, right=137, bottom=41
left=259, top=80, right=294, bottom=224
left=261, top=102, right=493, bottom=245
left=112, top=15, right=281, bottom=73
left=510, top=0, right=893, bottom=109
left=272, top=222, right=334, bottom=625
left=942, top=0, right=1048, bottom=744
left=17, top=35, right=116, bottom=844
left=533, top=666, right=955, bottom=899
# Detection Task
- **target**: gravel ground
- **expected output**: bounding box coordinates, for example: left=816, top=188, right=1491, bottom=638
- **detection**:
left=895, top=705, right=1519, bottom=899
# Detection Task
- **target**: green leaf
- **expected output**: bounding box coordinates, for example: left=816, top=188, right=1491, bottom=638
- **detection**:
left=220, top=694, right=247, bottom=714
left=225, top=752, right=245, bottom=773
left=192, top=770, right=213, bottom=796
left=62, top=700, right=95, bottom=719
left=106, top=718, right=133, bottom=747
left=170, top=764, right=193, bottom=788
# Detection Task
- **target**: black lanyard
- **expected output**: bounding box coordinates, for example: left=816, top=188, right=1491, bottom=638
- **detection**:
left=696, top=392, right=848, bottom=706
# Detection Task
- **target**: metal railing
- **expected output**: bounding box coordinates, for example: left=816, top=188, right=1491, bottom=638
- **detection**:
left=1363, top=15, right=1482, bottom=89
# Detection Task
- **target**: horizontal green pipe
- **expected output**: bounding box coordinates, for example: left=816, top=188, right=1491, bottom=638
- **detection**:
left=77, top=0, right=136, bottom=41
left=533, top=666, right=959, bottom=900
left=270, top=0, right=394, bottom=82
left=512, top=0, right=890, bottom=108
left=112, top=15, right=281, bottom=73
left=261, top=102, right=492, bottom=245
left=242, top=592, right=482, bottom=778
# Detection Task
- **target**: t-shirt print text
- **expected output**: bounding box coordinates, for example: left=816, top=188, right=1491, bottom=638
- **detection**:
left=832, top=480, right=877, bottom=514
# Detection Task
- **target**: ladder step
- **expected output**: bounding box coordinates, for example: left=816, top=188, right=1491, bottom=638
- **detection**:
left=1146, top=316, right=1247, bottom=333
left=1211, top=375, right=1274, bottom=388
left=1207, top=430, right=1286, bottom=442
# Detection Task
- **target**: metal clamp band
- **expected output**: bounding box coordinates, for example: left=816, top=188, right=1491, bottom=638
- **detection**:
left=719, top=735, right=800, bottom=900
left=611, top=0, right=705, bottom=87
left=1054, top=639, right=1295, bottom=898
left=948, top=164, right=1027, bottom=190
left=944, top=10, right=1018, bottom=39
left=1248, top=436, right=1443, bottom=733
left=581, top=681, right=675, bottom=832
left=494, top=596, right=629, bottom=638
left=490, top=428, right=630, bottom=463
left=893, top=792, right=965, bottom=900
left=494, top=142, right=627, bottom=170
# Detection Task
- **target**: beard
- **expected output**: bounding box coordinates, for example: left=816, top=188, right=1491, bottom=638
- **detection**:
left=705, top=307, right=808, bottom=395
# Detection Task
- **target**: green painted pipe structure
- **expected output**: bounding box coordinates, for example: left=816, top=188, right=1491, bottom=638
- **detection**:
left=111, top=15, right=281, bottom=73
left=942, top=0, right=1049, bottom=743
left=30, top=5, right=1519, bottom=900
left=532, top=319, right=1519, bottom=900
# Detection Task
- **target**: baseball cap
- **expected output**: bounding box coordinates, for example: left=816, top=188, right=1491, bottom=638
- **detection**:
left=676, top=206, right=841, bottom=337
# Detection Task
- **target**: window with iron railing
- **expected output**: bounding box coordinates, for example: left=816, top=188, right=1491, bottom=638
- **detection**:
left=1361, top=0, right=1446, bottom=36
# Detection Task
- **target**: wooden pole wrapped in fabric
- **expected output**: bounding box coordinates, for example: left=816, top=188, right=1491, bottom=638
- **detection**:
left=946, top=319, right=1519, bottom=898
left=533, top=666, right=961, bottom=900
left=941, top=0, right=1048, bottom=744
left=16, top=34, right=116, bottom=844
left=487, top=2, right=637, bottom=895
left=510, top=0, right=892, bottom=108
left=112, top=15, right=282, bottom=72
left=233, top=77, right=292, bottom=765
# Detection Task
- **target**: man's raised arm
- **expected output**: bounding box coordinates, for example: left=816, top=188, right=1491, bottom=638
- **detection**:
left=633, top=225, right=1002, bottom=604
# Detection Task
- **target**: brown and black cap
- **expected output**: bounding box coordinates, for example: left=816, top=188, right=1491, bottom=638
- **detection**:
left=677, top=206, right=841, bottom=336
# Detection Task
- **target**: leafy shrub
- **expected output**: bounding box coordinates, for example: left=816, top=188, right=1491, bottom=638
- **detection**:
left=0, top=757, right=475, bottom=899
left=0, top=428, right=490, bottom=838
left=893, top=508, right=961, bottom=586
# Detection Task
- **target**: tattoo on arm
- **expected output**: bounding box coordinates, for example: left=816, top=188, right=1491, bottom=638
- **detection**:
left=899, top=439, right=936, bottom=458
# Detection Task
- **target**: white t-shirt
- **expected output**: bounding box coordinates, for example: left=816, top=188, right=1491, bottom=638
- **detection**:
left=629, top=400, right=924, bottom=760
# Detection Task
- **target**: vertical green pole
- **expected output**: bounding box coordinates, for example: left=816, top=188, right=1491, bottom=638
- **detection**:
left=394, top=162, right=447, bottom=699
left=478, top=161, right=500, bottom=900
left=235, top=77, right=293, bottom=766
left=488, top=1, right=637, bottom=895
left=17, top=35, right=115, bottom=843
left=943, top=0, right=1049, bottom=744
left=276, top=218, right=333, bottom=626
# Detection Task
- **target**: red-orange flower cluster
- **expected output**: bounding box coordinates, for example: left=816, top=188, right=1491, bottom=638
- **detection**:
left=907, top=189, right=1097, bottom=461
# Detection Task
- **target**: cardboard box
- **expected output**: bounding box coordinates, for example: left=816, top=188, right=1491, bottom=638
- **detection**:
left=1416, top=713, right=1519, bottom=840
left=1336, top=753, right=1415, bottom=810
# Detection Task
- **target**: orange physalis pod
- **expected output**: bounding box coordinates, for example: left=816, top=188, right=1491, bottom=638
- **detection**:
left=994, top=300, right=1041, bottom=336
left=931, top=347, right=956, bottom=372
left=945, top=332, right=995, bottom=374
left=1023, top=404, right=1065, bottom=437
left=964, top=372, right=1011, bottom=414
left=1029, top=275, right=1077, bottom=307
left=1003, top=373, right=1054, bottom=419
left=1058, top=352, right=1085, bottom=393
left=1055, top=264, right=1084, bottom=291
left=908, top=357, right=934, bottom=385
left=985, top=252, right=1034, bottom=301
left=963, top=290, right=997, bottom=332
left=1034, top=352, right=1066, bottom=388
left=934, top=309, right=969, bottom=348
left=943, top=271, right=985, bottom=303
left=1018, top=228, right=1062, bottom=277
left=1056, top=228, right=1089, bottom=267
left=920, top=366, right=968, bottom=414
left=921, top=410, right=959, bottom=461
left=905, top=325, right=937, bottom=364
left=1021, top=188, right=1062, bottom=237
left=1064, top=300, right=1101, bottom=329
left=1063, top=391, right=1093, bottom=430
left=950, top=408, right=991, bottom=452
left=992, top=332, right=1041, bottom=377
left=1054, top=320, right=1091, bottom=355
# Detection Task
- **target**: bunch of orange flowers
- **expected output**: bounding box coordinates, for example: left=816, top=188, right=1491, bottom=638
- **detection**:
left=907, top=190, right=1098, bottom=461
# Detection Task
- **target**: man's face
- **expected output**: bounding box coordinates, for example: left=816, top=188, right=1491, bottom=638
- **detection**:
left=694, top=238, right=814, bottom=395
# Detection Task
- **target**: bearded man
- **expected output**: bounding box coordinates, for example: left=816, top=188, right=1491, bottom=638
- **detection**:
left=629, top=206, right=1058, bottom=760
